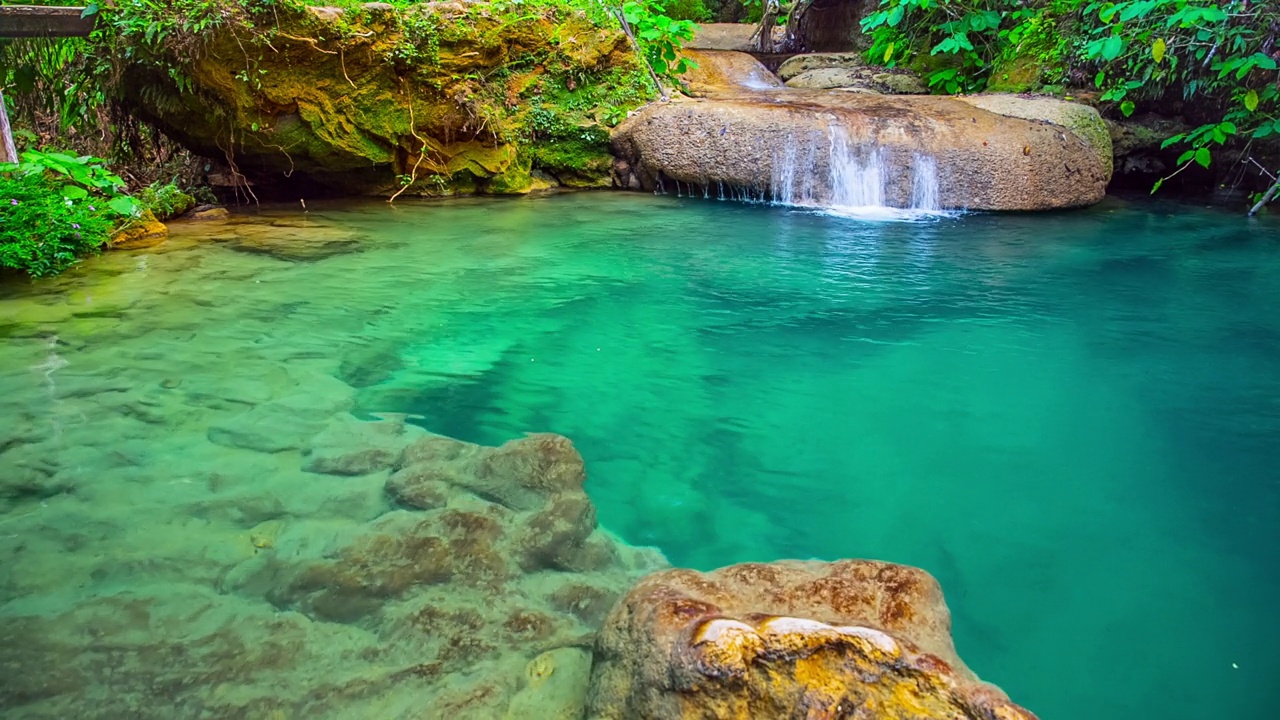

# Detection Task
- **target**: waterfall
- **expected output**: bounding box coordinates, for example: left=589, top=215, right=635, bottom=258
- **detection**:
left=767, top=125, right=947, bottom=219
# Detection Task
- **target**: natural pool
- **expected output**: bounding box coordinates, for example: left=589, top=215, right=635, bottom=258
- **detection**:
left=1, top=193, right=1278, bottom=718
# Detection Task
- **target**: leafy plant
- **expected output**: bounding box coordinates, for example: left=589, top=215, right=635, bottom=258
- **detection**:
left=0, top=171, right=115, bottom=278
left=136, top=180, right=195, bottom=220
left=1076, top=1, right=1279, bottom=198
left=860, top=0, right=1280, bottom=208
left=6, top=150, right=141, bottom=217
left=622, top=0, right=699, bottom=81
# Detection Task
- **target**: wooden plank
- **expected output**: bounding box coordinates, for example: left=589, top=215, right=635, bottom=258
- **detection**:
left=0, top=5, right=96, bottom=38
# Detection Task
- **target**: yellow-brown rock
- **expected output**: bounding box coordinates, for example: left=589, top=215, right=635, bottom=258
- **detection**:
left=587, top=559, right=1038, bottom=720
left=108, top=210, right=168, bottom=249
left=122, top=2, right=650, bottom=196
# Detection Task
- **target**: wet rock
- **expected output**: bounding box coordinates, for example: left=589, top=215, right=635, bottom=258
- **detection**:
left=504, top=647, right=593, bottom=719
left=587, top=559, right=1038, bottom=720
left=302, top=413, right=425, bottom=476
left=681, top=50, right=784, bottom=96
left=611, top=93, right=1110, bottom=211
left=239, top=433, right=663, bottom=615
left=187, top=205, right=230, bottom=221
left=207, top=387, right=354, bottom=453
left=109, top=210, right=169, bottom=250
left=222, top=225, right=367, bottom=262
left=777, top=53, right=869, bottom=81
left=784, top=67, right=927, bottom=94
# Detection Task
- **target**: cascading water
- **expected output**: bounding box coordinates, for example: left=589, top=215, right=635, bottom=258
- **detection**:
left=768, top=124, right=948, bottom=220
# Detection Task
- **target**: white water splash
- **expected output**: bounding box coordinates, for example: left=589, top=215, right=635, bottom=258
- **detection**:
left=770, top=125, right=951, bottom=221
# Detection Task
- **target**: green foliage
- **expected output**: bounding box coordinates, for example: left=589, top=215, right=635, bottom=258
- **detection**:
left=662, top=0, right=713, bottom=22
left=623, top=0, right=699, bottom=81
left=136, top=181, right=196, bottom=220
left=1077, top=1, right=1278, bottom=199
left=861, top=0, right=1280, bottom=206
left=6, top=150, right=141, bottom=218
left=0, top=171, right=115, bottom=278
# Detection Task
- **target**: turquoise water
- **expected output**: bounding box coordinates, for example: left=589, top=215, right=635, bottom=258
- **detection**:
left=2, top=193, right=1278, bottom=718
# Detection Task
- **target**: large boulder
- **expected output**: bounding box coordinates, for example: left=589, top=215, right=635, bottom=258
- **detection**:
left=777, top=52, right=869, bottom=81
left=956, top=94, right=1114, bottom=177
left=611, top=92, right=1111, bottom=210
left=122, top=2, right=649, bottom=195
left=784, top=67, right=928, bottom=94
left=680, top=50, right=784, bottom=96
left=587, top=559, right=1038, bottom=719
left=687, top=23, right=761, bottom=52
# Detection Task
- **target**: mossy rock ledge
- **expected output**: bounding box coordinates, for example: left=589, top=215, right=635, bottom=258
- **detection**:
left=123, top=2, right=652, bottom=196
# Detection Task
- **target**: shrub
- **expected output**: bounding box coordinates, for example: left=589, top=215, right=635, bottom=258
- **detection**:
left=137, top=181, right=196, bottom=220
left=0, top=171, right=114, bottom=278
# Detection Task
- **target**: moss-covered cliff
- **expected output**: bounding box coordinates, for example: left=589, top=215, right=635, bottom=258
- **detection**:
left=119, top=1, right=652, bottom=196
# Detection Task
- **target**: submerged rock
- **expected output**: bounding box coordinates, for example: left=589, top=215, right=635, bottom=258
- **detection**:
left=3, top=426, right=665, bottom=719
left=587, top=559, right=1037, bottom=720
left=611, top=92, right=1110, bottom=211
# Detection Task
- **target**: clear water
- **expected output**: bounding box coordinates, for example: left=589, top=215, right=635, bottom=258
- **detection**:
left=2, top=193, right=1279, bottom=718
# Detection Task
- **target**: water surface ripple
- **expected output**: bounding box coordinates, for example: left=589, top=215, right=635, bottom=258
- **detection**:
left=1, top=194, right=1278, bottom=718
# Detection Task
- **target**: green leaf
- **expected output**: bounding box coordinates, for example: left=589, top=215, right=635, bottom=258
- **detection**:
left=1244, top=89, right=1260, bottom=112
left=1120, top=100, right=1136, bottom=117
left=1151, top=177, right=1164, bottom=194
left=107, top=196, right=141, bottom=217
left=1194, top=147, right=1211, bottom=168
left=61, top=185, right=89, bottom=200
left=80, top=3, right=98, bottom=18
left=1160, top=134, right=1185, bottom=149
left=887, top=5, right=904, bottom=27
left=1101, top=35, right=1124, bottom=61
left=884, top=42, right=895, bottom=63
left=1152, top=37, right=1166, bottom=63
left=1177, top=150, right=1195, bottom=165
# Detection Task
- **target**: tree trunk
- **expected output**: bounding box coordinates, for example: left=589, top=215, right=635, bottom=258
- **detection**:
left=782, top=0, right=878, bottom=53
left=0, top=88, right=17, bottom=164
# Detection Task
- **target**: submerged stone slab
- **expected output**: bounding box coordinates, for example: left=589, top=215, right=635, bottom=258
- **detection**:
left=2, top=426, right=666, bottom=719
left=587, top=559, right=1038, bottom=719
left=611, top=92, right=1110, bottom=211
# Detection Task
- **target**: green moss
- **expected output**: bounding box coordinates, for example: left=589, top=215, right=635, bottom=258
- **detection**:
left=530, top=139, right=613, bottom=186
left=113, top=1, right=654, bottom=196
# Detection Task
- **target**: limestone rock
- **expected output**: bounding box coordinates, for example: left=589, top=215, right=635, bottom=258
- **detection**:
left=217, top=223, right=368, bottom=262
left=187, top=205, right=230, bottom=221
left=611, top=92, right=1110, bottom=211
left=504, top=647, right=594, bottom=720
left=109, top=210, right=169, bottom=250
left=784, top=67, right=927, bottom=95
left=777, top=52, right=869, bottom=81
left=587, top=559, right=1038, bottom=720
left=688, top=23, right=760, bottom=52
left=247, top=432, right=665, bottom=622
left=680, top=50, right=783, bottom=97
left=122, top=3, right=645, bottom=195
left=207, top=384, right=355, bottom=453
left=956, top=94, right=1114, bottom=177
left=302, top=413, right=426, bottom=475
